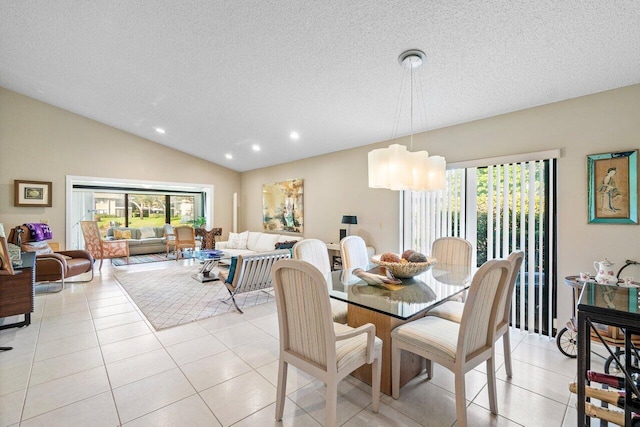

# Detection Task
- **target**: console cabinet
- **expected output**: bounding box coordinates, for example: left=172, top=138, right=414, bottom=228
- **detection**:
left=0, top=251, right=35, bottom=329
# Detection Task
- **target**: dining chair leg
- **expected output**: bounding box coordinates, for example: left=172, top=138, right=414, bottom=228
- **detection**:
left=391, top=341, right=401, bottom=399
left=275, top=359, right=287, bottom=420
left=371, top=355, right=381, bottom=413
left=325, top=380, right=338, bottom=427
left=98, top=258, right=104, bottom=270
left=503, top=331, right=513, bottom=378
left=454, top=373, right=467, bottom=427
left=486, top=353, right=498, bottom=414
left=425, top=358, right=433, bottom=379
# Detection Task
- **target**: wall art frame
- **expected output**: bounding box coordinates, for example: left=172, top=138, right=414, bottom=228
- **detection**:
left=262, top=178, right=304, bottom=233
left=587, top=150, right=638, bottom=224
left=14, top=180, right=52, bottom=207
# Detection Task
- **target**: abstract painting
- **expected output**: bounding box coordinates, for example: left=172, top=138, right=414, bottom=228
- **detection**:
left=262, top=179, right=304, bottom=233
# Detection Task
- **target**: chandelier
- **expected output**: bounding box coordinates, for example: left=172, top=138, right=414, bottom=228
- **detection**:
left=368, top=49, right=446, bottom=191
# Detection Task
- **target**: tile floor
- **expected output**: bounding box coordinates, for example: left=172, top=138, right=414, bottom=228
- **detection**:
left=0, top=260, right=604, bottom=426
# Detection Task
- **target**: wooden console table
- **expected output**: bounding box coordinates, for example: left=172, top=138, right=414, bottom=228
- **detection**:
left=0, top=252, right=35, bottom=330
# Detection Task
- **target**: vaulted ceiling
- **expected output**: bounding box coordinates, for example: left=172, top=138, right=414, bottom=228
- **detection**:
left=2, top=1, right=639, bottom=171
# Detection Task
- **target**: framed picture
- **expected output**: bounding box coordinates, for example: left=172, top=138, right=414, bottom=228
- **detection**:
left=587, top=150, right=638, bottom=224
left=262, top=178, right=304, bottom=233
left=14, top=180, right=52, bottom=207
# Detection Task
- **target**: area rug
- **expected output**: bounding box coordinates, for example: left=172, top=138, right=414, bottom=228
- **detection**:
left=111, top=252, right=194, bottom=266
left=114, top=266, right=274, bottom=330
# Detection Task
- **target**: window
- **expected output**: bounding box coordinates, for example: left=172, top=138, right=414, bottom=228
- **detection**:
left=402, top=151, right=558, bottom=337
left=67, top=176, right=213, bottom=248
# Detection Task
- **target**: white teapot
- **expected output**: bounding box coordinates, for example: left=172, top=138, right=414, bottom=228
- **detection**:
left=594, top=259, right=617, bottom=284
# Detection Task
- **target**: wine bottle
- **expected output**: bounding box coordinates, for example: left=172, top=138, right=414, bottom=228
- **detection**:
left=569, top=382, right=626, bottom=408
left=587, top=370, right=640, bottom=389
left=584, top=402, right=640, bottom=426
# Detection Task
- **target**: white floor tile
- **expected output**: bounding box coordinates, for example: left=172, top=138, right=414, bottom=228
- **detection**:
left=100, top=332, right=162, bottom=364
left=29, top=346, right=104, bottom=386
left=34, top=331, right=99, bottom=361
left=22, top=366, right=111, bottom=420
left=231, top=335, right=279, bottom=369
left=154, top=321, right=209, bottom=347
left=473, top=379, right=567, bottom=426
left=0, top=363, right=30, bottom=396
left=112, top=368, right=196, bottom=423
left=165, top=334, right=227, bottom=366
left=106, top=348, right=177, bottom=388
left=255, top=359, right=316, bottom=394
left=96, top=320, right=152, bottom=345
left=93, top=310, right=142, bottom=330
left=180, top=350, right=253, bottom=392
left=91, top=302, right=137, bottom=319
left=231, top=397, right=321, bottom=427
left=200, top=371, right=276, bottom=426
left=20, top=391, right=119, bottom=427
left=0, top=389, right=25, bottom=427
left=212, top=321, right=272, bottom=349
left=123, top=394, right=221, bottom=427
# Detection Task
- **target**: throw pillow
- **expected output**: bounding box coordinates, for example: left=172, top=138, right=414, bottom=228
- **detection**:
left=275, top=240, right=298, bottom=250
left=22, top=240, right=53, bottom=255
left=139, top=226, right=155, bottom=239
left=114, top=229, right=132, bottom=240
left=226, top=231, right=248, bottom=249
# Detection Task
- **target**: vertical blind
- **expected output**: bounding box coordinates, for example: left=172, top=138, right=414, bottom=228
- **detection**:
left=402, top=156, right=557, bottom=337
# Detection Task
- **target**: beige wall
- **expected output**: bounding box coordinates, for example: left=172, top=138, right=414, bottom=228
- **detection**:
left=242, top=84, right=640, bottom=325
left=0, top=87, right=241, bottom=249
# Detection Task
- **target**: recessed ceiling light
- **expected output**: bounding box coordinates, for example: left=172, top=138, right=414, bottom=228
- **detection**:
left=290, top=131, right=300, bottom=140
left=155, top=127, right=166, bottom=134
left=225, top=153, right=233, bottom=160
left=252, top=144, right=261, bottom=151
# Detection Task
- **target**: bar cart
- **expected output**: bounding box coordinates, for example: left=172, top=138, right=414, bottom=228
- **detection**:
left=576, top=282, right=640, bottom=426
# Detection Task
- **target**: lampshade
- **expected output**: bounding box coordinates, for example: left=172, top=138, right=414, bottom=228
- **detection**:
left=368, top=49, right=446, bottom=192
left=341, top=215, right=357, bottom=225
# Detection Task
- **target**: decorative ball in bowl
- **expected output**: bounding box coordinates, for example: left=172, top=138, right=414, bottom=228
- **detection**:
left=371, top=251, right=437, bottom=279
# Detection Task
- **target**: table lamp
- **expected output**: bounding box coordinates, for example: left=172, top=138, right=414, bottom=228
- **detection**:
left=341, top=215, right=357, bottom=236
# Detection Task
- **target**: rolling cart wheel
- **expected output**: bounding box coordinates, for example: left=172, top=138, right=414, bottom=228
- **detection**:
left=603, top=350, right=638, bottom=375
left=556, top=327, right=578, bottom=358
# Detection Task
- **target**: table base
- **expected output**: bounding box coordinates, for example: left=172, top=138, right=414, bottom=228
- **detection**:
left=347, top=304, right=426, bottom=395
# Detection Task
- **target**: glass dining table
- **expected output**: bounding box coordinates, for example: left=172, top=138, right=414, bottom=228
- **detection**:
left=327, top=263, right=472, bottom=395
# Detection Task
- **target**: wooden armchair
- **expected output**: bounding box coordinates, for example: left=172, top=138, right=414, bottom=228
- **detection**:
left=80, top=221, right=129, bottom=270
left=166, top=225, right=196, bottom=260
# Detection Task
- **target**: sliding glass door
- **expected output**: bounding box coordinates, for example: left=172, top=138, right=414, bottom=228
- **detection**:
left=403, top=156, right=557, bottom=336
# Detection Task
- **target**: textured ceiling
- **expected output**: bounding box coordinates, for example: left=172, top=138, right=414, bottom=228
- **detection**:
left=1, top=1, right=639, bottom=172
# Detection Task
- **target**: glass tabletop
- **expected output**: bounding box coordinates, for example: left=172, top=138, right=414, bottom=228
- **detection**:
left=193, top=249, right=231, bottom=261
left=578, top=282, right=640, bottom=319
left=328, top=263, right=473, bottom=320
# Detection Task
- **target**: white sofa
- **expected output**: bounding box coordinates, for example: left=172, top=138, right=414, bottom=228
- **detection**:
left=216, top=231, right=301, bottom=257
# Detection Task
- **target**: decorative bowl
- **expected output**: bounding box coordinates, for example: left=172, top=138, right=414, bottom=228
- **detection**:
left=370, top=254, right=437, bottom=279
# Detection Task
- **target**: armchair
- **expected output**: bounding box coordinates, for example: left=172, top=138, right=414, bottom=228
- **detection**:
left=8, top=225, right=94, bottom=292
left=80, top=221, right=129, bottom=269
left=165, top=225, right=196, bottom=260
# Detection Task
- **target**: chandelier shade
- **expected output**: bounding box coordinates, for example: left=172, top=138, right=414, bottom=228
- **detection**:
left=367, top=50, right=446, bottom=192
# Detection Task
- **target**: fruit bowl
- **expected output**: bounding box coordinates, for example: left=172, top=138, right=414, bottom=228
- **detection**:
left=370, top=254, right=437, bottom=279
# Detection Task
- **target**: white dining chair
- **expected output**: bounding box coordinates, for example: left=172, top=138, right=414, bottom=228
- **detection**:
left=292, top=238, right=348, bottom=324
left=271, top=259, right=382, bottom=427
left=427, top=251, right=524, bottom=377
left=390, top=258, right=512, bottom=427
left=431, top=236, right=473, bottom=266
left=340, top=235, right=369, bottom=270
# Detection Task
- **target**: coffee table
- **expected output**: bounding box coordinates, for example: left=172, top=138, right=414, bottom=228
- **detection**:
left=191, top=250, right=231, bottom=283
